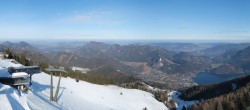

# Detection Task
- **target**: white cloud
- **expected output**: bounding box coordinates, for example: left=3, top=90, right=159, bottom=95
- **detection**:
left=62, top=10, right=123, bottom=25
left=67, top=15, right=91, bottom=22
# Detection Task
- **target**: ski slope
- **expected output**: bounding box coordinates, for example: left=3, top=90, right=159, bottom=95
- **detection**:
left=0, top=56, right=200, bottom=110
left=0, top=58, right=168, bottom=110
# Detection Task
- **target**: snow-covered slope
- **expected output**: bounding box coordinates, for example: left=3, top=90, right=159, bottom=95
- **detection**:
left=0, top=72, right=168, bottom=110
left=168, top=91, right=197, bottom=110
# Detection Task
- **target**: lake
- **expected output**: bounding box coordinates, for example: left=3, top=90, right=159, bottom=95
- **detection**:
left=193, top=72, right=250, bottom=85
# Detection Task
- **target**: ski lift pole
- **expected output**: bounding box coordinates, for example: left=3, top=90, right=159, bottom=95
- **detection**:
left=46, top=66, right=65, bottom=102
left=54, top=72, right=62, bottom=102
left=45, top=65, right=54, bottom=101
left=50, top=72, right=53, bottom=101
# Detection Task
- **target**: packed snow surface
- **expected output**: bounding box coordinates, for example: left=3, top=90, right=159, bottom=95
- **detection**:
left=0, top=72, right=168, bottom=110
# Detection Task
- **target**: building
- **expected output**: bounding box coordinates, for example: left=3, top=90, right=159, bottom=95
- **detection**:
left=0, top=58, right=41, bottom=87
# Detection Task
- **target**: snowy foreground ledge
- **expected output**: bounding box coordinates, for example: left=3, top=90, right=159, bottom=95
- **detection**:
left=0, top=72, right=168, bottom=110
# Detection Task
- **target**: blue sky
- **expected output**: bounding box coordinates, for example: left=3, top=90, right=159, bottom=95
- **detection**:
left=0, top=0, right=249, bottom=41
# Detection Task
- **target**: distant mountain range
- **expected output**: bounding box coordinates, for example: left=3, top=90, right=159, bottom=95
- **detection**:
left=65, top=41, right=213, bottom=75
left=2, top=41, right=250, bottom=89
left=210, top=46, right=250, bottom=74
left=1, top=41, right=38, bottom=52
left=201, top=43, right=250, bottom=57
left=150, top=43, right=203, bottom=52
left=0, top=41, right=50, bottom=64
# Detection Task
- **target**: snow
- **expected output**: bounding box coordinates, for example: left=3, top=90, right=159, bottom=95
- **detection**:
left=0, top=58, right=168, bottom=110
left=11, top=72, right=29, bottom=78
left=1, top=72, right=168, bottom=109
left=0, top=59, right=23, bottom=78
left=30, top=72, right=168, bottom=110
left=0, top=94, right=13, bottom=110
left=232, top=83, right=237, bottom=91
left=168, top=91, right=197, bottom=110
left=0, top=56, right=205, bottom=110
left=0, top=59, right=23, bottom=68
left=142, top=82, right=163, bottom=92
left=71, top=67, right=90, bottom=73
left=0, top=83, right=27, bottom=110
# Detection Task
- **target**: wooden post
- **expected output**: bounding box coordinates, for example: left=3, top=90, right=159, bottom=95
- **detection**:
left=54, top=72, right=62, bottom=102
left=50, top=72, right=53, bottom=101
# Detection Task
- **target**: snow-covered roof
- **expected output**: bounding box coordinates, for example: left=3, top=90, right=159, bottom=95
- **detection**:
left=0, top=59, right=22, bottom=68
left=0, top=59, right=24, bottom=78
left=11, top=72, right=29, bottom=78
left=0, top=59, right=29, bottom=78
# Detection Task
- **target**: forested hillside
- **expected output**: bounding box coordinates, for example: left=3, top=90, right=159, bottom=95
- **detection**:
left=180, top=75, right=250, bottom=110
